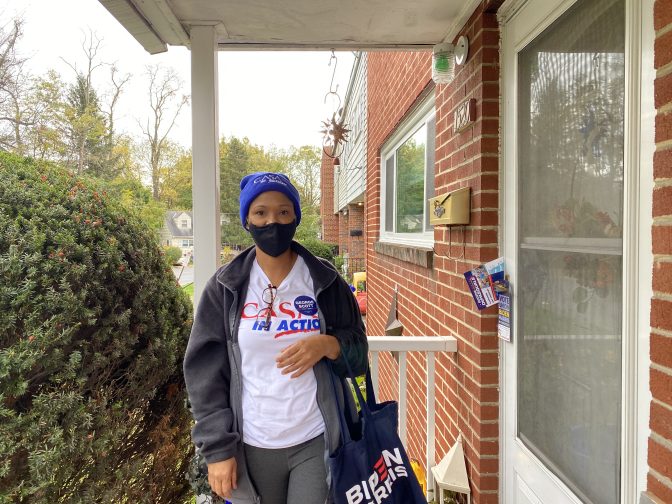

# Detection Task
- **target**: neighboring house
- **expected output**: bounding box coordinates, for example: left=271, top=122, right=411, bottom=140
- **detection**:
left=321, top=52, right=368, bottom=277
left=161, top=210, right=194, bottom=256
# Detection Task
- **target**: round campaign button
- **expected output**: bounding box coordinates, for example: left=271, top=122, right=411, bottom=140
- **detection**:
left=294, top=296, right=318, bottom=316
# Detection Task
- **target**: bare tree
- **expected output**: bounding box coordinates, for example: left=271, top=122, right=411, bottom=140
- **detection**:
left=106, top=64, right=130, bottom=143
left=60, top=30, right=109, bottom=174
left=0, top=17, right=31, bottom=152
left=139, top=64, right=189, bottom=200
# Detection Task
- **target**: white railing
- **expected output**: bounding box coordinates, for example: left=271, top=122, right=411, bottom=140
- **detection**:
left=367, top=335, right=458, bottom=502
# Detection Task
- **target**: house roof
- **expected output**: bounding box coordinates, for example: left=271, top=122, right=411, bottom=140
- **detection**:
left=98, top=0, right=481, bottom=54
left=164, top=210, right=193, bottom=238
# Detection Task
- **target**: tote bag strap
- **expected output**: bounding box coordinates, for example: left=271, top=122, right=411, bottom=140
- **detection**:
left=337, top=352, right=377, bottom=416
left=328, top=361, right=355, bottom=443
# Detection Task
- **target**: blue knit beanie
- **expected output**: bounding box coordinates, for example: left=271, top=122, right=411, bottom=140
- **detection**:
left=239, top=172, right=302, bottom=227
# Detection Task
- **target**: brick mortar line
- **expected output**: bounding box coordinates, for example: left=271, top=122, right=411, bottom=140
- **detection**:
left=435, top=141, right=497, bottom=159
left=651, top=431, right=672, bottom=451
left=454, top=349, right=501, bottom=374
left=652, top=327, right=672, bottom=338
left=435, top=133, right=500, bottom=152
left=402, top=295, right=450, bottom=333
left=653, top=398, right=672, bottom=413
left=654, top=179, right=672, bottom=188
left=658, top=62, right=672, bottom=79
left=649, top=468, right=672, bottom=491
left=450, top=370, right=499, bottom=409
left=656, top=22, right=672, bottom=38
left=447, top=310, right=500, bottom=334
left=468, top=478, right=501, bottom=496
left=658, top=101, right=672, bottom=114
left=451, top=399, right=499, bottom=440
left=655, top=142, right=672, bottom=153
left=651, top=362, right=672, bottom=377
left=653, top=216, right=672, bottom=224
left=435, top=155, right=500, bottom=175
left=454, top=379, right=500, bottom=411
left=653, top=293, right=672, bottom=304
left=654, top=256, right=672, bottom=263
left=656, top=139, right=672, bottom=150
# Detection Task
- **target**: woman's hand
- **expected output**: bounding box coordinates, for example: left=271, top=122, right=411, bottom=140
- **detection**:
left=207, top=457, right=237, bottom=499
left=276, top=334, right=340, bottom=378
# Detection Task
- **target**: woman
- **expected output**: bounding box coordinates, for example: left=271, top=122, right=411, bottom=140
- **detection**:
left=183, top=172, right=368, bottom=504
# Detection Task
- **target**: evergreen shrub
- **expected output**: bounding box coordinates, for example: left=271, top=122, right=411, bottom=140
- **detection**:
left=0, top=152, right=193, bottom=503
left=299, top=239, right=336, bottom=263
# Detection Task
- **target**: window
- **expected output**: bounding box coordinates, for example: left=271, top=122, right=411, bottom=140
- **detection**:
left=380, top=96, right=435, bottom=246
left=182, top=239, right=193, bottom=248
left=181, top=219, right=188, bottom=228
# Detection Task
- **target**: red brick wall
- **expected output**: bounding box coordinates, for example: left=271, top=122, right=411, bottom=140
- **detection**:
left=649, top=1, right=672, bottom=501
left=338, top=212, right=349, bottom=255
left=366, top=4, right=500, bottom=503
left=348, top=204, right=365, bottom=263
left=320, top=152, right=339, bottom=246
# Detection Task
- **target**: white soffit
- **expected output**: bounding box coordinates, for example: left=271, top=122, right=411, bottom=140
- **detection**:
left=98, top=0, right=481, bottom=52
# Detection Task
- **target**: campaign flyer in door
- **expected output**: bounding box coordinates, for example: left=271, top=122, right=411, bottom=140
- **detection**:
left=497, top=293, right=512, bottom=342
left=464, top=257, right=506, bottom=310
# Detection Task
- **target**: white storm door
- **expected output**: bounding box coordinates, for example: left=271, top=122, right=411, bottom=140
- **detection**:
left=500, top=0, right=628, bottom=502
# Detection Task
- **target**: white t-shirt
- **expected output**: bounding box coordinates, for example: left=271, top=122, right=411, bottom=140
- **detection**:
left=238, top=256, right=326, bottom=448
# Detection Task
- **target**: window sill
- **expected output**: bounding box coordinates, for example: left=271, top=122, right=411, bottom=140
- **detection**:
left=374, top=241, right=433, bottom=269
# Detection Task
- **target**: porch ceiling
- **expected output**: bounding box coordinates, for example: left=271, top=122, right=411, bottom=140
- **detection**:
left=98, top=0, right=480, bottom=54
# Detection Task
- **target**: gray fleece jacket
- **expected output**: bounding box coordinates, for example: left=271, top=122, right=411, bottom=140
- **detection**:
left=183, top=242, right=368, bottom=504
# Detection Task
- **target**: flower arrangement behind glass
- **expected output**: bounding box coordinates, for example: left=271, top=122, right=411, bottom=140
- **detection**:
left=552, top=198, right=620, bottom=313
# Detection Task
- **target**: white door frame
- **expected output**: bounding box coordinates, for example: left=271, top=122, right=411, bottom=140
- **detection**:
left=498, top=0, right=654, bottom=502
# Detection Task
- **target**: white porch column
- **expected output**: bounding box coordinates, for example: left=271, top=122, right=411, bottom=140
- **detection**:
left=190, top=25, right=220, bottom=307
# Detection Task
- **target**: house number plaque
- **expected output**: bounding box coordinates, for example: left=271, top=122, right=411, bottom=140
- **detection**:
left=453, top=98, right=476, bottom=133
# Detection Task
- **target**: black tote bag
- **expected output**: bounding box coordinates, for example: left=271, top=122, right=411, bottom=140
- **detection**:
left=328, top=359, right=427, bottom=504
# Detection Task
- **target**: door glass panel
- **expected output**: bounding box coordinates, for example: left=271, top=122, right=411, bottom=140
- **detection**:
left=516, top=0, right=624, bottom=503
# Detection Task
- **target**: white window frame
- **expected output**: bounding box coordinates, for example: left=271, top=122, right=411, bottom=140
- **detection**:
left=181, top=219, right=188, bottom=228
left=379, top=95, right=436, bottom=248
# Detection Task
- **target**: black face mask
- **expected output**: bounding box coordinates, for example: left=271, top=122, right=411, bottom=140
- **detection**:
left=248, top=221, right=297, bottom=257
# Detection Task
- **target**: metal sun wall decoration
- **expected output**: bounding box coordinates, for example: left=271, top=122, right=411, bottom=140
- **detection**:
left=320, top=51, right=350, bottom=164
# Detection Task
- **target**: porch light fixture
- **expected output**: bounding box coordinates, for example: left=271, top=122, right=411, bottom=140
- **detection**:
left=431, top=433, right=471, bottom=504
left=432, top=36, right=469, bottom=85
left=432, top=43, right=455, bottom=84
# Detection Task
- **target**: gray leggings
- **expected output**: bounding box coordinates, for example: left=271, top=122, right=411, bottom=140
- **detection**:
left=244, top=435, right=328, bottom=504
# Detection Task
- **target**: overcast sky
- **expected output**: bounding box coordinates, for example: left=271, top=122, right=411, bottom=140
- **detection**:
left=2, top=0, right=356, bottom=151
